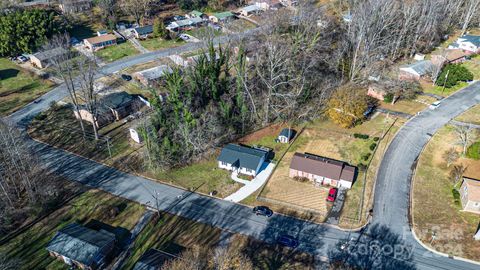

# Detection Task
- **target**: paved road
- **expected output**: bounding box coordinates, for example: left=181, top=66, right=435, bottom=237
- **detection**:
left=5, top=32, right=480, bottom=268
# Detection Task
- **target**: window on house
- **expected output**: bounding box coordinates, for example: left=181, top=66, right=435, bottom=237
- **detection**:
left=221, top=161, right=227, bottom=166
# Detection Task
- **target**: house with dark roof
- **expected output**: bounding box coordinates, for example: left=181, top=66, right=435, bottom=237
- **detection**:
left=133, top=25, right=154, bottom=39
left=217, top=144, right=269, bottom=176
left=448, top=35, right=480, bottom=54
left=398, top=60, right=435, bottom=81
left=133, top=249, right=177, bottom=270
left=46, top=223, right=116, bottom=270
left=73, top=91, right=145, bottom=128
left=277, top=128, right=295, bottom=143
left=289, top=153, right=356, bottom=189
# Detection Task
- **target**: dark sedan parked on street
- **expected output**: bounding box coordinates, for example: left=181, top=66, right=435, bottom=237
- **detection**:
left=253, top=206, right=273, bottom=217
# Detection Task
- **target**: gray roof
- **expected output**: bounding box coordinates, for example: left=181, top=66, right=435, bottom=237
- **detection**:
left=33, top=47, right=68, bottom=61
left=400, top=60, right=434, bottom=76
left=101, top=91, right=136, bottom=109
left=170, top=17, right=204, bottom=28
left=279, top=128, right=294, bottom=139
left=46, top=223, right=116, bottom=267
left=135, top=65, right=173, bottom=80
left=217, top=144, right=267, bottom=171
left=242, top=5, right=262, bottom=12
left=134, top=25, right=153, bottom=35
left=133, top=249, right=176, bottom=270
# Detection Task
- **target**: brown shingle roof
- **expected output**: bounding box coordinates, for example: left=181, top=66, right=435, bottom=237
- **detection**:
left=84, top=34, right=116, bottom=45
left=290, top=153, right=355, bottom=182
left=464, top=178, right=480, bottom=202
left=433, top=49, right=468, bottom=62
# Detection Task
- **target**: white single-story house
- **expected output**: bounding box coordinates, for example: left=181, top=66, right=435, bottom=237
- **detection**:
left=289, top=153, right=356, bottom=189
left=217, top=144, right=269, bottom=176
left=239, top=5, right=263, bottom=17
left=209, top=12, right=235, bottom=23
left=166, top=17, right=204, bottom=31
left=132, top=65, right=173, bottom=87
left=448, top=35, right=480, bottom=54
left=132, top=25, right=154, bottom=39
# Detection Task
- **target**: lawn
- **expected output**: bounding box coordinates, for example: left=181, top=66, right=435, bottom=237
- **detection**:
left=225, top=19, right=257, bottom=33
left=412, top=125, right=480, bottom=261
left=379, top=95, right=437, bottom=115
left=420, top=79, right=469, bottom=97
left=256, top=114, right=397, bottom=225
left=0, top=189, right=145, bottom=270
left=455, top=104, right=480, bottom=125
left=184, top=27, right=223, bottom=39
left=461, top=55, right=480, bottom=80
left=139, top=38, right=185, bottom=51
left=95, top=42, right=140, bottom=62
left=0, top=58, right=55, bottom=116
left=120, top=212, right=222, bottom=270
left=151, top=157, right=241, bottom=198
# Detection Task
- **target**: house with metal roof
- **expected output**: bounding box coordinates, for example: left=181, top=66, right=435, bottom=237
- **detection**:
left=187, top=10, right=205, bottom=18
left=398, top=60, right=435, bottom=81
left=448, top=35, right=480, bottom=54
left=133, top=249, right=177, bottom=270
left=239, top=5, right=263, bottom=17
left=209, top=12, right=235, bottom=23
left=166, top=17, right=205, bottom=31
left=46, top=223, right=116, bottom=270
left=217, top=144, right=269, bottom=176
left=289, top=153, right=356, bottom=189
left=133, top=25, right=154, bottom=39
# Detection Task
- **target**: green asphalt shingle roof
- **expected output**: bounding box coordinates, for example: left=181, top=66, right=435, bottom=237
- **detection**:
left=46, top=223, right=116, bottom=267
left=212, top=11, right=234, bottom=20
left=190, top=10, right=203, bottom=17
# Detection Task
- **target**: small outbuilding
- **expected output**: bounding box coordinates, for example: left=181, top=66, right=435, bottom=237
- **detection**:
left=239, top=5, right=263, bottom=17
left=277, top=128, right=295, bottom=143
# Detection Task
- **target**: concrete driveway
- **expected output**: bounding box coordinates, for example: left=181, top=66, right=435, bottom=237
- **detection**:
left=224, top=162, right=275, bottom=203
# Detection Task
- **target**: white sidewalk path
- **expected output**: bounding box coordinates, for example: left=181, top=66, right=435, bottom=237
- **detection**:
left=224, top=162, right=275, bottom=203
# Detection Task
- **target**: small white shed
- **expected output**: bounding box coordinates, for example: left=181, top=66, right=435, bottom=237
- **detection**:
left=129, top=128, right=142, bottom=144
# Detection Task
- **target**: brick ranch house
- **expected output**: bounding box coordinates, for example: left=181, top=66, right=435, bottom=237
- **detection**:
left=398, top=60, right=435, bottom=81
left=460, top=177, right=480, bottom=214
left=289, top=153, right=356, bottom=189
left=46, top=223, right=116, bottom=270
left=74, top=91, right=145, bottom=128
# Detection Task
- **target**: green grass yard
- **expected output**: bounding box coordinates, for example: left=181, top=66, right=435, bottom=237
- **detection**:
left=95, top=42, right=139, bottom=62
left=0, top=190, right=145, bottom=270
left=139, top=38, right=185, bottom=51
left=0, top=58, right=55, bottom=116
left=461, top=55, right=480, bottom=80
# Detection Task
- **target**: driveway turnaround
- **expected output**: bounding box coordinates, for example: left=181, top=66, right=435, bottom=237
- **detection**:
left=5, top=33, right=480, bottom=269
left=225, top=162, right=275, bottom=203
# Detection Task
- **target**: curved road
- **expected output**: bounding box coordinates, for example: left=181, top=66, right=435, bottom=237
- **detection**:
left=5, top=37, right=480, bottom=268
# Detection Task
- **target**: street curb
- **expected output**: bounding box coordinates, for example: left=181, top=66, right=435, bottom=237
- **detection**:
left=408, top=83, right=480, bottom=266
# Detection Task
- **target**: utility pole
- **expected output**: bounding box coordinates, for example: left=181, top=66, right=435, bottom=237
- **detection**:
left=441, top=69, right=450, bottom=93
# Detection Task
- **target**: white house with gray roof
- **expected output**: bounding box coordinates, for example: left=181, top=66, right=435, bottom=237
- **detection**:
left=398, top=60, right=435, bottom=81
left=46, top=223, right=116, bottom=270
left=166, top=17, right=205, bottom=31
left=217, top=144, right=269, bottom=176
left=448, top=35, right=480, bottom=54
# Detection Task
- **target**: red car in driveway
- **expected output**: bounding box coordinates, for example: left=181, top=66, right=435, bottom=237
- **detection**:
left=327, top=188, right=338, bottom=202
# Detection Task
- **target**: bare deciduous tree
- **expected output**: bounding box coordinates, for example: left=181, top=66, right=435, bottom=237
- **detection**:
left=454, top=125, right=475, bottom=155
left=45, top=34, right=86, bottom=139
left=77, top=56, right=100, bottom=139
left=460, top=0, right=480, bottom=35
left=119, top=0, right=154, bottom=26
left=443, top=147, right=459, bottom=167
left=450, top=163, right=467, bottom=186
